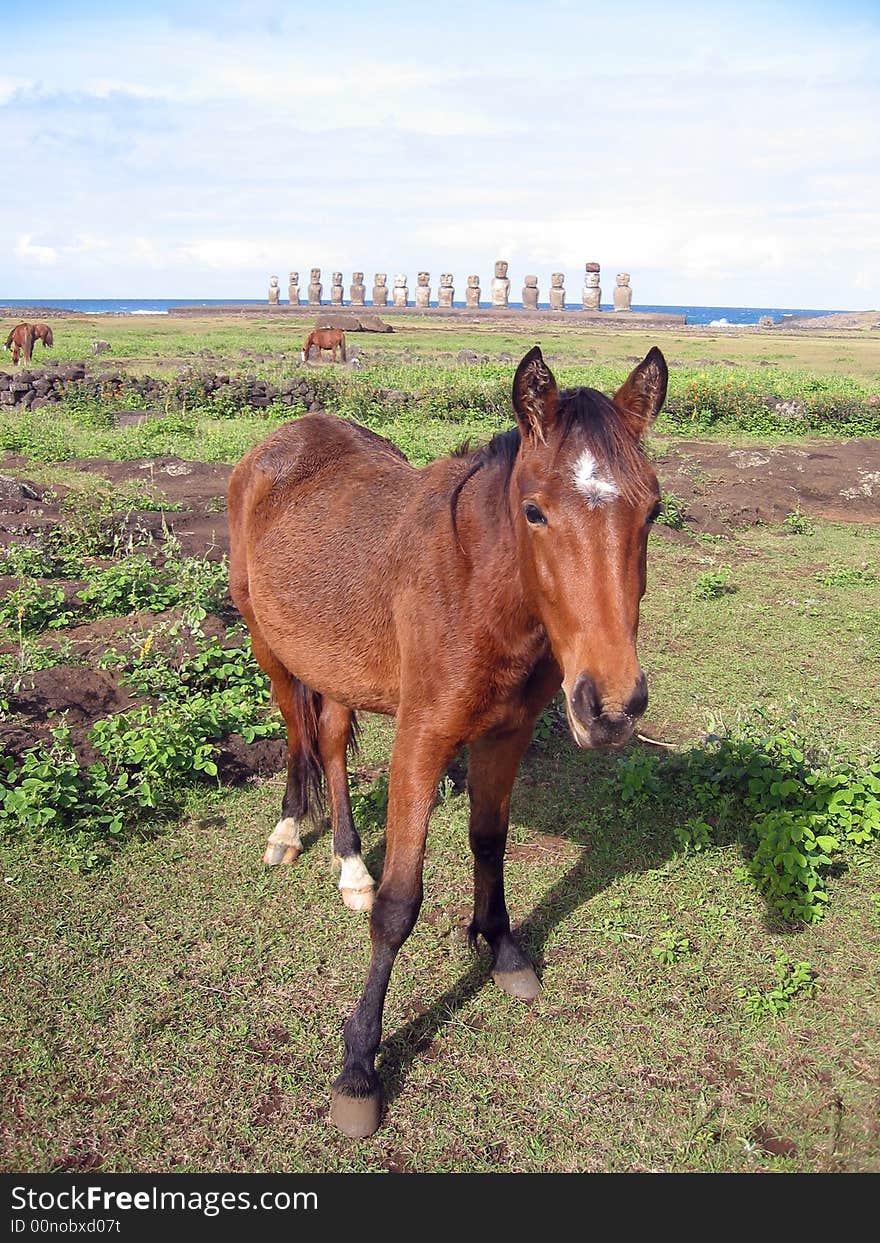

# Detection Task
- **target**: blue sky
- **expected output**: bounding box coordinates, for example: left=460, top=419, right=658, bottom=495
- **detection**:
left=2, top=0, right=878, bottom=307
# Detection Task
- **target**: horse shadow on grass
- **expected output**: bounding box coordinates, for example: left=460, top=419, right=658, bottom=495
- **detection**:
left=362, top=732, right=809, bottom=1108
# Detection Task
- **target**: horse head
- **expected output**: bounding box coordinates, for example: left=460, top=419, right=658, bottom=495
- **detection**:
left=509, top=345, right=667, bottom=749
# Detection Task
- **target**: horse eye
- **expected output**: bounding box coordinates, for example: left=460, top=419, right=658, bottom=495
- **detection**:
left=523, top=502, right=547, bottom=526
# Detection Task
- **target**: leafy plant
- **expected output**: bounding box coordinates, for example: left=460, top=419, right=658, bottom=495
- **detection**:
left=0, top=545, right=55, bottom=577
left=651, top=929, right=692, bottom=966
left=737, top=951, right=817, bottom=1018
left=604, top=711, right=880, bottom=924
left=693, top=566, right=735, bottom=600
left=783, top=509, right=815, bottom=536
left=655, top=493, right=688, bottom=530
left=0, top=580, right=77, bottom=634
left=815, top=563, right=875, bottom=588
left=351, top=774, right=389, bottom=829
left=672, top=816, right=714, bottom=853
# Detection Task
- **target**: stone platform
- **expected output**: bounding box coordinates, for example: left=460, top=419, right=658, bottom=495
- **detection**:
left=168, top=304, right=687, bottom=327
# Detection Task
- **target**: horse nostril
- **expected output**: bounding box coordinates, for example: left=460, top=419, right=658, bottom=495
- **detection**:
left=626, top=673, right=648, bottom=721
left=570, top=673, right=602, bottom=726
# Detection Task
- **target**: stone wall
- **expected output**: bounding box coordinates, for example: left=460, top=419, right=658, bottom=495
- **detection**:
left=0, top=364, right=329, bottom=415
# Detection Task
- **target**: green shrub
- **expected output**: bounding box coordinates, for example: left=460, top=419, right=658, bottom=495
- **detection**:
left=606, top=712, right=880, bottom=924
left=0, top=581, right=76, bottom=634
left=693, top=566, right=735, bottom=599
left=783, top=509, right=815, bottom=536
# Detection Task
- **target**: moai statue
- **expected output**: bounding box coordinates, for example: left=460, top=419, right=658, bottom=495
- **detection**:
left=415, top=271, right=431, bottom=308
left=392, top=274, right=408, bottom=307
left=582, top=263, right=601, bottom=311
left=330, top=272, right=344, bottom=306
left=549, top=272, right=565, bottom=311
left=437, top=273, right=455, bottom=308
left=372, top=273, right=388, bottom=306
left=308, top=268, right=322, bottom=305
left=288, top=272, right=300, bottom=306
left=350, top=272, right=366, bottom=306
left=613, top=272, right=633, bottom=311
left=268, top=275, right=280, bottom=305
left=522, top=275, right=539, bottom=309
left=491, top=260, right=510, bottom=308
left=465, top=275, right=481, bottom=309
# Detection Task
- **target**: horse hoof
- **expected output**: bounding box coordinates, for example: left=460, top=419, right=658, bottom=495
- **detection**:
left=492, top=967, right=542, bottom=1002
left=263, top=843, right=301, bottom=866
left=330, top=1087, right=383, bottom=1138
left=341, top=886, right=375, bottom=913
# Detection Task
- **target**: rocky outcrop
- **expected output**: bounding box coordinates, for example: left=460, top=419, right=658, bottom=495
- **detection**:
left=314, top=314, right=393, bottom=333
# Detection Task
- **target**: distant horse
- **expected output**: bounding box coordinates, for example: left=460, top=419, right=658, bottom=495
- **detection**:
left=301, top=327, right=346, bottom=363
left=3, top=322, right=36, bottom=366
left=228, top=345, right=667, bottom=1137
left=32, top=323, right=54, bottom=349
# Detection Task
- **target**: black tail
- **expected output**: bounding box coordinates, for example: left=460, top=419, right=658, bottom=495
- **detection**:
left=290, top=678, right=325, bottom=819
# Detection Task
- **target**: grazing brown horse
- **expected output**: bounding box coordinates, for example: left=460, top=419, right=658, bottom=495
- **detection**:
left=4, top=322, right=36, bottom=366
left=32, top=322, right=54, bottom=349
left=301, top=327, right=346, bottom=363
left=228, top=345, right=667, bottom=1137
left=3, top=320, right=52, bottom=365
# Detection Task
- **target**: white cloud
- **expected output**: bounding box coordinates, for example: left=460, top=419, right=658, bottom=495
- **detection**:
left=13, top=234, right=57, bottom=265
left=0, top=77, right=35, bottom=105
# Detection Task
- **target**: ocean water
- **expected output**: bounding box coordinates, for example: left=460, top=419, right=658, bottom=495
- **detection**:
left=0, top=298, right=843, bottom=327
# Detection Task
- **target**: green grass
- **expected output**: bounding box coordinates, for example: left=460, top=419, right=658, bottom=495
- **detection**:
left=2, top=720, right=878, bottom=1172
left=641, top=520, right=880, bottom=754
left=5, top=309, right=880, bottom=380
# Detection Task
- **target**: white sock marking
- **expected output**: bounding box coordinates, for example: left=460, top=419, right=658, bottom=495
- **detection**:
left=339, top=854, right=374, bottom=893
left=267, top=817, right=302, bottom=850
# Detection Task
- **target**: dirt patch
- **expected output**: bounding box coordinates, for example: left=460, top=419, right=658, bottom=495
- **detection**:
left=4, top=667, right=143, bottom=766
left=0, top=456, right=231, bottom=560
left=654, top=438, right=880, bottom=531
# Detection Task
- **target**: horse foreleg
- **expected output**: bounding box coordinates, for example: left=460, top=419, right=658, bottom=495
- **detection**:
left=467, top=727, right=542, bottom=1001
left=318, top=698, right=374, bottom=911
left=331, top=719, right=456, bottom=1137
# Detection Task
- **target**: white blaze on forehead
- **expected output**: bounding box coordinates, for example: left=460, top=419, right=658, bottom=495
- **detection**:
left=573, top=447, right=620, bottom=507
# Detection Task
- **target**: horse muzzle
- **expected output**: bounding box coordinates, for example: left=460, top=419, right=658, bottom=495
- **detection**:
left=565, top=671, right=648, bottom=750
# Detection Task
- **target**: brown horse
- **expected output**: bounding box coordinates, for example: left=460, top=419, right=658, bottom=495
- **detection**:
left=4, top=322, right=36, bottom=366
left=3, top=321, right=52, bottom=365
left=228, top=345, right=667, bottom=1136
left=32, top=323, right=54, bottom=349
left=301, top=327, right=346, bottom=363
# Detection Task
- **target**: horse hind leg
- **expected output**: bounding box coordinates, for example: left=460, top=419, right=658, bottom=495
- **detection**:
left=246, top=630, right=324, bottom=866
left=318, top=698, right=375, bottom=912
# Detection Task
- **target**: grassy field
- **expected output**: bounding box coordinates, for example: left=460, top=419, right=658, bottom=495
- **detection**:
left=5, top=308, right=880, bottom=378
left=1, top=314, right=878, bottom=1172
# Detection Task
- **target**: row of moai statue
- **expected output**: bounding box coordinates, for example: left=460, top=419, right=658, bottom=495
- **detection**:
left=269, top=263, right=633, bottom=310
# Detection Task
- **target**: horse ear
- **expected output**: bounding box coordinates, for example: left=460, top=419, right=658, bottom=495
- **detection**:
left=512, top=346, right=560, bottom=444
left=612, top=346, right=667, bottom=438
